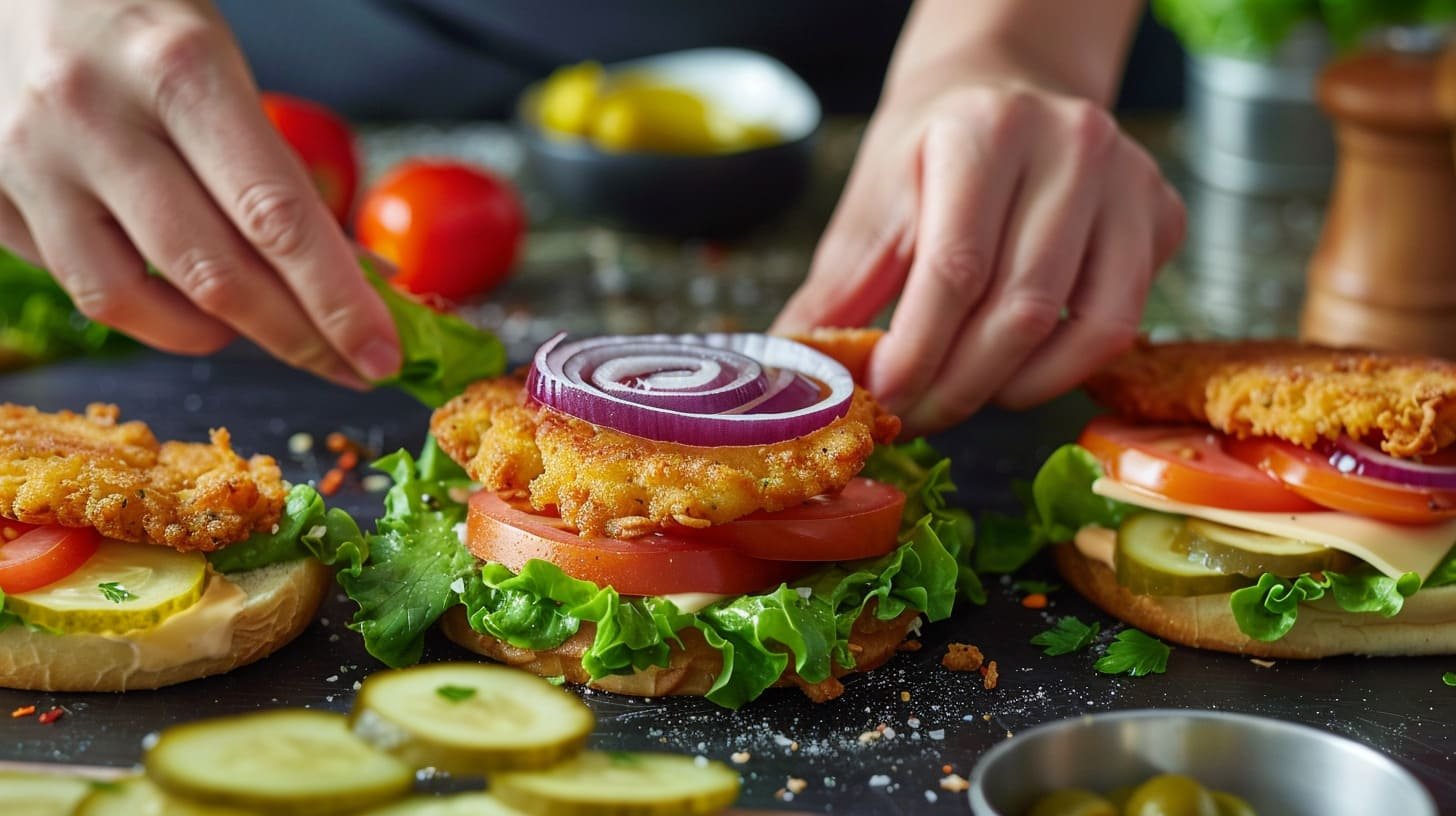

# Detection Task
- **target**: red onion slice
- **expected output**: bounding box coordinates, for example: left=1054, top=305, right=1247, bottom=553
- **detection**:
left=1329, top=436, right=1456, bottom=489
left=527, top=332, right=855, bottom=446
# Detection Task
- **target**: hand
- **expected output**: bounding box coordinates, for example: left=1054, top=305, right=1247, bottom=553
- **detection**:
left=774, top=83, right=1185, bottom=435
left=0, top=0, right=399, bottom=387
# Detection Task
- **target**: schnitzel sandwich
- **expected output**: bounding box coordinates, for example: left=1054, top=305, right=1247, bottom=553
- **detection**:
left=1027, top=340, right=1456, bottom=657
left=340, top=330, right=978, bottom=708
left=0, top=404, right=362, bottom=691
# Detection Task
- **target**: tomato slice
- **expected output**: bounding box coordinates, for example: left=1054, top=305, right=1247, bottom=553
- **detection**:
left=691, top=479, right=905, bottom=562
left=1078, top=416, right=1321, bottom=513
left=467, top=492, right=810, bottom=596
left=1225, top=437, right=1456, bottom=524
left=0, top=523, right=101, bottom=594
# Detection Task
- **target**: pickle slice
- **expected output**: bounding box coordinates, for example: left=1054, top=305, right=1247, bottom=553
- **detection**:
left=350, top=663, right=594, bottom=774
left=1116, top=513, right=1252, bottom=597
left=490, top=752, right=740, bottom=816
left=0, top=770, right=95, bottom=816
left=1179, top=518, right=1358, bottom=578
left=145, top=710, right=413, bottom=815
left=7, top=541, right=206, bottom=633
left=361, top=793, right=524, bottom=815
left=78, top=776, right=261, bottom=815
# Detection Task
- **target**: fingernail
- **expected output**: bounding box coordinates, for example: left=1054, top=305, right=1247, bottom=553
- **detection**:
left=355, top=338, right=401, bottom=382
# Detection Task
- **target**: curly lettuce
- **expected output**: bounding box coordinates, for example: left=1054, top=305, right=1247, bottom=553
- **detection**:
left=0, top=248, right=130, bottom=365
left=342, top=438, right=974, bottom=708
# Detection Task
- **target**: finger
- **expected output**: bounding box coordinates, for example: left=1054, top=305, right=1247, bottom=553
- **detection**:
left=993, top=187, right=1155, bottom=409
left=772, top=160, right=915, bottom=331
left=82, top=133, right=369, bottom=389
left=122, top=20, right=400, bottom=380
left=867, top=102, right=1027, bottom=417
left=0, top=192, right=41, bottom=263
left=899, top=107, right=1115, bottom=433
left=1152, top=177, right=1187, bottom=265
left=16, top=182, right=235, bottom=355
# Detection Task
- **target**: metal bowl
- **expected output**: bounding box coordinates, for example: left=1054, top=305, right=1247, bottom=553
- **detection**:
left=967, top=709, right=1435, bottom=816
left=518, top=48, right=820, bottom=238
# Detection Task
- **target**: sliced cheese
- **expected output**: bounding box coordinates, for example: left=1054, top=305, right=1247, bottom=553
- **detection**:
left=1074, top=526, right=1117, bottom=571
left=1093, top=478, right=1456, bottom=581
left=659, top=592, right=731, bottom=614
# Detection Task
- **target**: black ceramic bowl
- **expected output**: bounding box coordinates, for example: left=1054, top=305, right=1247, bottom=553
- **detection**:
left=519, top=48, right=821, bottom=239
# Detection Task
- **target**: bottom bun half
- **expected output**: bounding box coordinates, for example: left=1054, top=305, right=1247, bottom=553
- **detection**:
left=1054, top=542, right=1456, bottom=658
left=0, top=557, right=330, bottom=692
left=442, top=601, right=918, bottom=702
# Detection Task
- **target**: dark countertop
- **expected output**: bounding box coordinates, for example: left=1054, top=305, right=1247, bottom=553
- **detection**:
left=4, top=348, right=1454, bottom=813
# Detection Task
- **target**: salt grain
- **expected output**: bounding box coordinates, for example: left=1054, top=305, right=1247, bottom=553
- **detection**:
left=868, top=774, right=891, bottom=787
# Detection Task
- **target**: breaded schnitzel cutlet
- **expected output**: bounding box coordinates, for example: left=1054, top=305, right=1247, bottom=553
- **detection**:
left=0, top=403, right=286, bottom=551
left=431, top=329, right=900, bottom=538
left=1084, top=340, right=1456, bottom=457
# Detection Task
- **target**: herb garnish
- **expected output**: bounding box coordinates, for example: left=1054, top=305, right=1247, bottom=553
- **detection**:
left=98, top=582, right=137, bottom=604
left=1443, top=672, right=1456, bottom=687
left=1094, top=629, right=1171, bottom=677
left=1030, top=616, right=1100, bottom=656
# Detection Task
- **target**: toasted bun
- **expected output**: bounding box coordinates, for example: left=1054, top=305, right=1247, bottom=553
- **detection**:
left=1055, top=542, right=1456, bottom=657
left=441, top=602, right=918, bottom=702
left=0, top=558, right=330, bottom=691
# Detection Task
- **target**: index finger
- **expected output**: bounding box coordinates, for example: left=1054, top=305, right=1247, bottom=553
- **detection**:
left=125, top=21, right=400, bottom=381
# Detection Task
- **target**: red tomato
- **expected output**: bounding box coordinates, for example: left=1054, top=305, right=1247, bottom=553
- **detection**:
left=467, top=492, right=808, bottom=596
left=261, top=93, right=360, bottom=224
left=1078, top=416, right=1321, bottom=513
left=691, top=479, right=905, bottom=561
left=1225, top=437, right=1456, bottom=524
left=355, top=160, right=525, bottom=303
left=0, top=524, right=101, bottom=594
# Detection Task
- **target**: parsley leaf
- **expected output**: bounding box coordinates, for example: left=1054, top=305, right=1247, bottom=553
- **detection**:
left=97, top=582, right=137, bottom=604
left=1094, top=629, right=1170, bottom=677
left=1443, top=672, right=1456, bottom=687
left=1030, top=616, right=1100, bottom=656
left=545, top=675, right=566, bottom=687
left=435, top=685, right=477, bottom=703
left=1013, top=579, right=1061, bottom=596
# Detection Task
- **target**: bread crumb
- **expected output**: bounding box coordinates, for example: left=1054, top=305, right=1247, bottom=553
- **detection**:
left=1250, top=658, right=1276, bottom=669
left=731, top=751, right=751, bottom=764
left=940, top=774, right=970, bottom=793
left=897, top=639, right=922, bottom=652
left=786, top=777, right=808, bottom=794
left=981, top=660, right=999, bottom=690
left=941, top=643, right=984, bottom=672
left=899, top=690, right=911, bottom=702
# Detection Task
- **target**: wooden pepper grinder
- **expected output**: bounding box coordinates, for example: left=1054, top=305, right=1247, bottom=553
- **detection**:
left=1301, top=46, right=1456, bottom=355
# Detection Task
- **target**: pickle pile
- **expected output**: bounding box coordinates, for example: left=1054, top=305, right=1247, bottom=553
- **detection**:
left=1116, top=513, right=1355, bottom=596
left=8, top=663, right=740, bottom=816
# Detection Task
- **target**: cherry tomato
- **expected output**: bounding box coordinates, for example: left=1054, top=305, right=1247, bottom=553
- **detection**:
left=1078, top=416, right=1320, bottom=513
left=691, top=479, right=905, bottom=561
left=355, top=160, right=525, bottom=303
left=0, top=524, right=101, bottom=594
left=467, top=491, right=808, bottom=596
left=261, top=92, right=359, bottom=224
left=1226, top=437, right=1456, bottom=524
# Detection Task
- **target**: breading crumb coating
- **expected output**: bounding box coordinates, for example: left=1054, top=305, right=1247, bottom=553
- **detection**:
left=1084, top=340, right=1456, bottom=457
left=431, top=378, right=899, bottom=537
left=0, top=404, right=286, bottom=551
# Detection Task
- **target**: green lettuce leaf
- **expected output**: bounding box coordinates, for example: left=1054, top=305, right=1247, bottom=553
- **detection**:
left=1229, top=569, right=1421, bottom=641
left=973, top=444, right=1133, bottom=576
left=1424, top=545, right=1456, bottom=589
left=345, top=438, right=969, bottom=708
left=364, top=265, right=507, bottom=408
left=1151, top=0, right=1456, bottom=56
left=0, top=248, right=130, bottom=364
left=207, top=484, right=367, bottom=575
left=341, top=438, right=483, bottom=667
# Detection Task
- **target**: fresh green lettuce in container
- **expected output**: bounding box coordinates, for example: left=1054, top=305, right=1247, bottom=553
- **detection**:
left=1153, top=0, right=1456, bottom=56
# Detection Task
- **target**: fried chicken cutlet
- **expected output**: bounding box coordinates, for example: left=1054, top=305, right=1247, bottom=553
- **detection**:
left=431, top=330, right=900, bottom=538
left=0, top=404, right=286, bottom=551
left=1084, top=340, right=1456, bottom=456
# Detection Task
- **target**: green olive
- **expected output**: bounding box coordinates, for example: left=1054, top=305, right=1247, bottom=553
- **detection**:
left=1211, top=791, right=1258, bottom=816
left=1026, top=789, right=1118, bottom=816
left=1106, top=785, right=1136, bottom=809
left=1124, top=774, right=1219, bottom=816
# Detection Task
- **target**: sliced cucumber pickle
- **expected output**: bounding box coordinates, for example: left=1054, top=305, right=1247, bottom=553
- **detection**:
left=7, top=541, right=206, bottom=633
left=490, top=752, right=740, bottom=816
left=0, top=770, right=96, bottom=816
left=361, top=793, right=524, bottom=815
left=145, top=710, right=413, bottom=815
left=350, top=663, right=594, bottom=774
left=77, top=776, right=260, bottom=816
left=1178, top=519, right=1357, bottom=578
left=1116, top=513, right=1252, bottom=597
